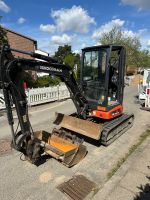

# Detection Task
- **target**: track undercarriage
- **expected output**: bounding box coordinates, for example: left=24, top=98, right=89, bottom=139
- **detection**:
left=0, top=44, right=134, bottom=168
left=53, top=112, right=134, bottom=146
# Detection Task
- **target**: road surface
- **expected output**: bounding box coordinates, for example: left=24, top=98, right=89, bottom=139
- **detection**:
left=0, top=85, right=150, bottom=200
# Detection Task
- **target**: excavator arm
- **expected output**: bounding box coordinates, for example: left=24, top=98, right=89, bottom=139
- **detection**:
left=0, top=44, right=134, bottom=167
left=0, top=45, right=88, bottom=166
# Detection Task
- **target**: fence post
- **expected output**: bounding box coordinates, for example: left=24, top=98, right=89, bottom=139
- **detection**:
left=57, top=85, right=60, bottom=101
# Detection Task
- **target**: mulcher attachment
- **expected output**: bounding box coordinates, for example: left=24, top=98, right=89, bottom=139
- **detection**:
left=34, top=129, right=87, bottom=167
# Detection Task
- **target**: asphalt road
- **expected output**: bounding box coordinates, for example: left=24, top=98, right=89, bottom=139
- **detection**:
left=0, top=86, right=150, bottom=200
left=0, top=99, right=76, bottom=140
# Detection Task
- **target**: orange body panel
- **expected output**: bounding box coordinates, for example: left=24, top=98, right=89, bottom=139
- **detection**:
left=90, top=105, right=123, bottom=120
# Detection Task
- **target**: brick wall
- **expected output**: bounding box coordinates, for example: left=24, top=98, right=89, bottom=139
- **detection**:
left=7, top=31, right=36, bottom=58
left=6, top=29, right=37, bottom=79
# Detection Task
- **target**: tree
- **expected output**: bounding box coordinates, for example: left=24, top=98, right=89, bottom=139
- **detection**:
left=138, top=50, right=150, bottom=69
left=64, top=54, right=76, bottom=68
left=54, top=45, right=72, bottom=63
left=35, top=76, right=60, bottom=88
left=24, top=72, right=61, bottom=88
left=0, top=19, right=8, bottom=45
left=63, top=53, right=81, bottom=79
left=99, top=26, right=141, bottom=68
left=24, top=72, right=36, bottom=88
left=54, top=44, right=81, bottom=78
left=26, top=44, right=81, bottom=88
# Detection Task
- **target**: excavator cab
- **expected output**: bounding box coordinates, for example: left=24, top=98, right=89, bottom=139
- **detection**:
left=80, top=45, right=125, bottom=119
left=0, top=44, right=133, bottom=167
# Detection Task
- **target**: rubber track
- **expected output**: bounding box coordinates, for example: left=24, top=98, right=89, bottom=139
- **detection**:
left=101, top=113, right=134, bottom=146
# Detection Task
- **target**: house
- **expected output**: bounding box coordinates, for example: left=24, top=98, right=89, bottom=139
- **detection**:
left=35, top=49, right=50, bottom=77
left=4, top=27, right=37, bottom=79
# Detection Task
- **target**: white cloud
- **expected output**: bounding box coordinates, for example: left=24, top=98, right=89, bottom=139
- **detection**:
left=121, top=0, right=150, bottom=10
left=81, top=43, right=87, bottom=48
left=51, top=34, right=73, bottom=45
left=40, top=24, right=56, bottom=33
left=110, top=25, right=148, bottom=41
left=92, top=18, right=150, bottom=49
left=51, top=5, right=95, bottom=33
left=0, top=0, right=10, bottom=13
left=73, top=49, right=80, bottom=54
left=135, top=29, right=150, bottom=49
left=138, top=29, right=147, bottom=35
left=38, top=38, right=58, bottom=55
left=147, top=40, right=150, bottom=47
left=17, top=17, right=26, bottom=24
left=92, top=19, right=125, bottom=40
left=123, top=30, right=137, bottom=38
left=94, top=41, right=102, bottom=46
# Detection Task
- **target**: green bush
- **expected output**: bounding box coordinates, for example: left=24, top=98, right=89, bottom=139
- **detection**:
left=24, top=72, right=60, bottom=88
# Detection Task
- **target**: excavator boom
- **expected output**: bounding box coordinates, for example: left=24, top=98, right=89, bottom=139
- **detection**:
left=0, top=44, right=134, bottom=167
left=0, top=45, right=89, bottom=166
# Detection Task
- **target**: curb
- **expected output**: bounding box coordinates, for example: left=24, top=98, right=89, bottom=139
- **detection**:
left=93, top=135, right=150, bottom=200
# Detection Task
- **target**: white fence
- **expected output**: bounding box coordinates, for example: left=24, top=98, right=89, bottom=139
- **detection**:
left=26, top=84, right=70, bottom=106
left=0, top=93, right=5, bottom=110
left=0, top=84, right=70, bottom=109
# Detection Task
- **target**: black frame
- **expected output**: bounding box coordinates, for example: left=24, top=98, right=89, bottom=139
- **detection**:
left=80, top=45, right=126, bottom=109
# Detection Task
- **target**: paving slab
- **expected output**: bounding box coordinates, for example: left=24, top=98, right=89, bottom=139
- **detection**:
left=106, top=186, right=135, bottom=200
left=132, top=154, right=150, bottom=175
left=93, top=132, right=150, bottom=200
left=120, top=169, right=149, bottom=193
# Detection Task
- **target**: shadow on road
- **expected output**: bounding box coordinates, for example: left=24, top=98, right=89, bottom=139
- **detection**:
left=134, top=166, right=150, bottom=200
left=34, top=155, right=51, bottom=167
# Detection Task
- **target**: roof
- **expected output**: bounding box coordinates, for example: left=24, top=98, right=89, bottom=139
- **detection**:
left=82, top=44, right=124, bottom=51
left=3, top=26, right=37, bottom=47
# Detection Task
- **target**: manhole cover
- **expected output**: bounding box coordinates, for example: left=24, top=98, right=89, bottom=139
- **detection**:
left=0, top=138, right=12, bottom=156
left=57, top=175, right=97, bottom=200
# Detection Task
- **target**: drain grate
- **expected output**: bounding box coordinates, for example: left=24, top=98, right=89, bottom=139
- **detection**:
left=57, top=175, right=97, bottom=200
left=0, top=138, right=12, bottom=156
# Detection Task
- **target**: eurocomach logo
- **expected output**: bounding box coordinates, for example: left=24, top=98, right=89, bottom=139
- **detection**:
left=40, top=66, right=62, bottom=73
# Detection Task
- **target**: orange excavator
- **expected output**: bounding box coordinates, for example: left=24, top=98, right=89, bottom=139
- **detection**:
left=0, top=44, right=134, bottom=167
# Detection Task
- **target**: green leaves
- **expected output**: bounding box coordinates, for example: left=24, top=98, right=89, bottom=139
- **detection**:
left=24, top=72, right=60, bottom=88
left=0, top=25, right=8, bottom=45
left=54, top=45, right=72, bottom=63
left=138, top=50, right=150, bottom=69
left=35, top=76, right=60, bottom=87
left=99, top=26, right=150, bottom=69
left=54, top=45, right=81, bottom=78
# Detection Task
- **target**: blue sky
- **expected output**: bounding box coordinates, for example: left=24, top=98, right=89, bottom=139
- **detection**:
left=1, top=0, right=150, bottom=54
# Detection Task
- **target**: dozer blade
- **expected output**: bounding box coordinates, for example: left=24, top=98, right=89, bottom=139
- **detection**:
left=54, top=112, right=103, bottom=140
left=34, top=130, right=87, bottom=167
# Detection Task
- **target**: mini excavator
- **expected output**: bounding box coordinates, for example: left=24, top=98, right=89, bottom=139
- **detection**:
left=0, top=44, right=134, bottom=167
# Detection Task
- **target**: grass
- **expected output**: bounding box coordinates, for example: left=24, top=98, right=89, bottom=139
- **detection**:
left=107, top=129, right=150, bottom=179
